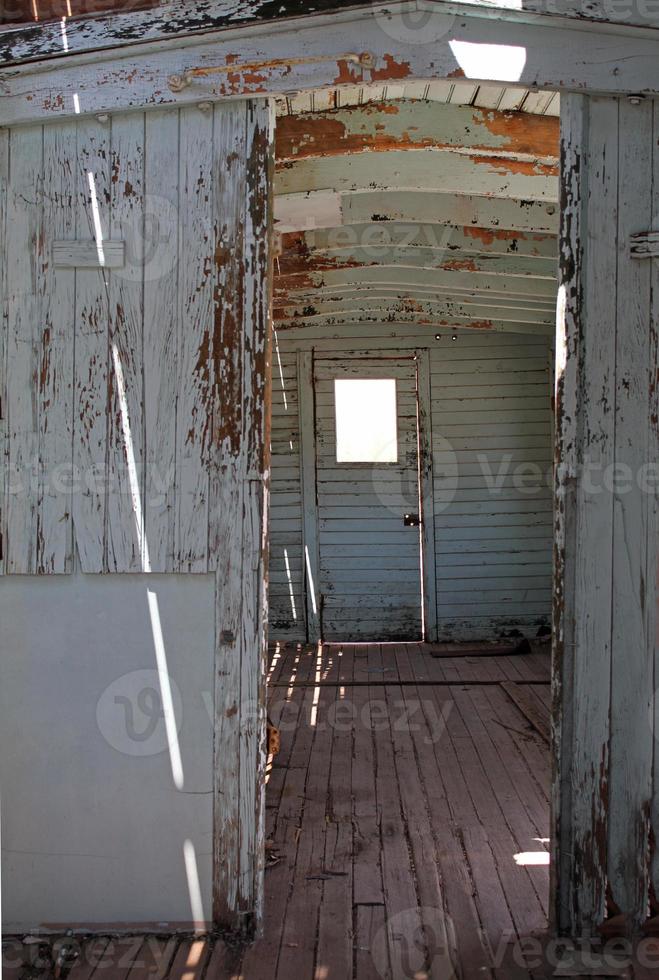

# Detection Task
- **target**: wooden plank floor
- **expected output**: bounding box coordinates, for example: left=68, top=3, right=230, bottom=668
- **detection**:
left=6, top=643, right=653, bottom=977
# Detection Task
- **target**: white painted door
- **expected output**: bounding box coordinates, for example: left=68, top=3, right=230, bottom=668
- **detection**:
left=314, top=356, right=423, bottom=640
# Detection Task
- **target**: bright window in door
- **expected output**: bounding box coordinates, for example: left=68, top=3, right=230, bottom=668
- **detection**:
left=334, top=378, right=398, bottom=463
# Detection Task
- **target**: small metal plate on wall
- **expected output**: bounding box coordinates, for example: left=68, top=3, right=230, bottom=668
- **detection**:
left=404, top=513, right=421, bottom=527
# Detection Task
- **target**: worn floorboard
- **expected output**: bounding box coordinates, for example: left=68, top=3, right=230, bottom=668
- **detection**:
left=17, top=642, right=653, bottom=979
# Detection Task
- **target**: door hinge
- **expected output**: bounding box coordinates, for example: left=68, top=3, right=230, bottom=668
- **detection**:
left=630, top=232, right=659, bottom=259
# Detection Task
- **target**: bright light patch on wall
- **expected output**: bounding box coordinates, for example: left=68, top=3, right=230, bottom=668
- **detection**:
left=514, top=851, right=550, bottom=866
left=183, top=839, right=206, bottom=933
left=148, top=589, right=184, bottom=790
left=305, top=545, right=318, bottom=616
left=449, top=40, right=527, bottom=82
left=87, top=172, right=106, bottom=266
left=284, top=548, right=297, bottom=621
left=334, top=379, right=398, bottom=463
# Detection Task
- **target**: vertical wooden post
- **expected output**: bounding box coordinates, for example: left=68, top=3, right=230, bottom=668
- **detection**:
left=211, top=98, right=274, bottom=935
left=554, top=93, right=658, bottom=936
left=298, top=349, right=321, bottom=642
left=0, top=127, right=8, bottom=577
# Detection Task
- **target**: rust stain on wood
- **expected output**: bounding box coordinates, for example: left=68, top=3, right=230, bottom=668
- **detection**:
left=440, top=257, right=479, bottom=272
left=276, top=106, right=559, bottom=162
left=471, top=154, right=558, bottom=178
left=477, top=109, right=559, bottom=158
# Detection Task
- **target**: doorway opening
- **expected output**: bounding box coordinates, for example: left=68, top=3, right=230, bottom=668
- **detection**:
left=263, top=82, right=558, bottom=976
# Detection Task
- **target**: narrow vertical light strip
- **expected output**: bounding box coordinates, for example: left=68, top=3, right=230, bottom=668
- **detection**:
left=304, top=545, right=318, bottom=617
left=66, top=0, right=72, bottom=14
left=183, top=839, right=206, bottom=932
left=283, top=547, right=297, bottom=621
left=31, top=0, right=39, bottom=21
left=112, top=343, right=185, bottom=791
left=73, top=94, right=81, bottom=114
left=273, top=329, right=288, bottom=411
left=111, top=343, right=149, bottom=570
left=60, top=18, right=69, bottom=52
left=310, top=641, right=323, bottom=728
left=148, top=589, right=184, bottom=790
left=87, top=172, right=106, bottom=267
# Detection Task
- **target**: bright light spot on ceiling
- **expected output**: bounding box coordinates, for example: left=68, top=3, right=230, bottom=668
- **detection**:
left=449, top=41, right=527, bottom=82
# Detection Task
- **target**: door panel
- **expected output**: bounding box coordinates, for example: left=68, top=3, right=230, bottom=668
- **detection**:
left=315, top=357, right=423, bottom=640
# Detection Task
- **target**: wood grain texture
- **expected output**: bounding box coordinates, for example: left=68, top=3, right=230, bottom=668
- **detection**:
left=175, top=105, right=213, bottom=574
left=5, top=125, right=43, bottom=573
left=37, top=121, right=76, bottom=573
left=298, top=349, right=320, bottom=642
left=1, top=103, right=274, bottom=934
left=72, top=117, right=111, bottom=573
left=0, top=128, right=7, bottom=576
left=651, top=99, right=659, bottom=922
left=608, top=97, right=654, bottom=928
left=107, top=111, right=146, bottom=572
left=143, top=108, right=180, bottom=572
left=269, top=331, right=554, bottom=644
left=554, top=94, right=659, bottom=936
left=3, top=2, right=659, bottom=129
left=211, top=98, right=274, bottom=932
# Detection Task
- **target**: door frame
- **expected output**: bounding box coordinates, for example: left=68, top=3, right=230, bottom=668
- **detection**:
left=299, top=348, right=437, bottom=643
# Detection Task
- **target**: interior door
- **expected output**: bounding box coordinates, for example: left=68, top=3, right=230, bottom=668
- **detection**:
left=314, top=356, right=423, bottom=641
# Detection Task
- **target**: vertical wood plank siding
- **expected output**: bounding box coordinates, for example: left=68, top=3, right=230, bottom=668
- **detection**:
left=269, top=330, right=554, bottom=642
left=211, top=99, right=274, bottom=930
left=554, top=94, right=659, bottom=935
left=1, top=103, right=272, bottom=581
left=0, top=101, right=274, bottom=933
left=268, top=335, right=306, bottom=638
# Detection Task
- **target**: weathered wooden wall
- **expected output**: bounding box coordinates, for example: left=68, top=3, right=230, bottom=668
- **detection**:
left=269, top=328, right=554, bottom=642
left=0, top=98, right=274, bottom=932
left=554, top=93, right=659, bottom=936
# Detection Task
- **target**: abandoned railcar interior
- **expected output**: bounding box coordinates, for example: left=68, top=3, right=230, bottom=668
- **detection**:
left=1, top=1, right=659, bottom=978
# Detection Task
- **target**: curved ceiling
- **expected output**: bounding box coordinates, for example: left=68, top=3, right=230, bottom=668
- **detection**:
left=273, top=82, right=559, bottom=341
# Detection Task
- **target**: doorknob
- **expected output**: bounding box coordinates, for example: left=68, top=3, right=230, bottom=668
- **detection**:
left=404, top=513, right=421, bottom=527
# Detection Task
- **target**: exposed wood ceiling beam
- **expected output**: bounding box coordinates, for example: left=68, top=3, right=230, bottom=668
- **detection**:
left=275, top=296, right=555, bottom=324
left=280, top=224, right=558, bottom=260
left=274, top=297, right=553, bottom=325
left=274, top=190, right=559, bottom=234
left=278, top=285, right=556, bottom=308
left=275, top=149, right=558, bottom=201
left=276, top=250, right=557, bottom=281
left=276, top=314, right=553, bottom=336
left=275, top=264, right=557, bottom=294
left=276, top=101, right=559, bottom=163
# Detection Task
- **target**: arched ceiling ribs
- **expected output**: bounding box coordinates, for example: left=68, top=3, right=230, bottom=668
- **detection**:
left=276, top=101, right=559, bottom=164
left=275, top=150, right=556, bottom=202
left=273, top=96, right=559, bottom=338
